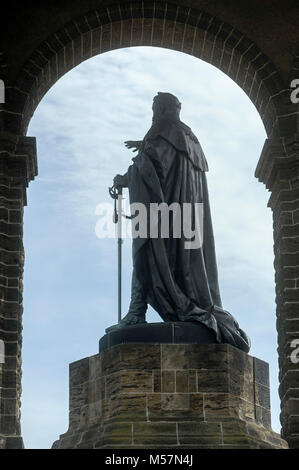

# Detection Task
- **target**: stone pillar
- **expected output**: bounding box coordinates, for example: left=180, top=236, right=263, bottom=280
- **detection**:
left=53, top=341, right=287, bottom=449
left=0, top=131, right=37, bottom=449
left=255, top=135, right=299, bottom=448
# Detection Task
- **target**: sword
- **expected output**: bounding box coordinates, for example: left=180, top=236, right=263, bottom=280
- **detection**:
left=109, top=183, right=136, bottom=324
left=109, top=184, right=123, bottom=323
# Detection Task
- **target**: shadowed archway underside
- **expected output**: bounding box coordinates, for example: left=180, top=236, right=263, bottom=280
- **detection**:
left=2, top=1, right=297, bottom=138
left=0, top=0, right=299, bottom=449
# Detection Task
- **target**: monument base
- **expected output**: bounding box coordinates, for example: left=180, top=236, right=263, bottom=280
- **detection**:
left=100, top=321, right=217, bottom=352
left=52, top=325, right=287, bottom=449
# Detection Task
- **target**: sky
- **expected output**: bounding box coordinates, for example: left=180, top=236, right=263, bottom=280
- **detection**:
left=20, top=46, right=279, bottom=448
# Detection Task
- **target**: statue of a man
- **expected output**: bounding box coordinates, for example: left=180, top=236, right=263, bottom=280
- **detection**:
left=109, top=92, right=250, bottom=353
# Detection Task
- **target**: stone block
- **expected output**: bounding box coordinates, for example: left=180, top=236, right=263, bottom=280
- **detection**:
left=69, top=357, right=89, bottom=388
left=53, top=341, right=287, bottom=449
left=133, top=422, right=177, bottom=446
left=255, top=382, right=271, bottom=409
left=153, top=369, right=161, bottom=392
left=69, top=382, right=89, bottom=410
left=96, top=422, right=133, bottom=447
left=89, top=354, right=101, bottom=380
left=88, top=401, right=102, bottom=426
left=161, top=393, right=190, bottom=411
left=255, top=405, right=271, bottom=428
left=88, top=377, right=105, bottom=403
left=178, top=421, right=222, bottom=446
left=161, top=370, right=175, bottom=393
left=3, top=436, right=23, bottom=449
left=106, top=370, right=153, bottom=396
left=204, top=393, right=238, bottom=420
left=0, top=414, right=17, bottom=434
left=161, top=343, right=229, bottom=370
left=176, top=370, right=189, bottom=393
left=197, top=370, right=229, bottom=392
left=108, top=394, right=147, bottom=421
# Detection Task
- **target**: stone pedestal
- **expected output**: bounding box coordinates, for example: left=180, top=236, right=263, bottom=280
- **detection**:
left=52, top=330, right=287, bottom=449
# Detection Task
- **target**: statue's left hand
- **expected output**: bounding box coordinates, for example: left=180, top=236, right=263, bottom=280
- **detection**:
left=124, top=140, right=141, bottom=152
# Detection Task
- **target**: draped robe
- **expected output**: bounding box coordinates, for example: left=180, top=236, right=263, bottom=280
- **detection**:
left=126, top=117, right=250, bottom=353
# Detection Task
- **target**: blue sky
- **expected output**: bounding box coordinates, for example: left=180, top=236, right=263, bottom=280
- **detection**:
left=20, top=46, right=278, bottom=448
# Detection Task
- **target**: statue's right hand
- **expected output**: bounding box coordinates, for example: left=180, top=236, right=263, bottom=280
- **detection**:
left=124, top=140, right=140, bottom=152
left=113, top=174, right=125, bottom=188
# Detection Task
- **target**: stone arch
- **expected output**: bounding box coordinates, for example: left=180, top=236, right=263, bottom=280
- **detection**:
left=1, top=0, right=299, bottom=449
left=4, top=1, right=291, bottom=138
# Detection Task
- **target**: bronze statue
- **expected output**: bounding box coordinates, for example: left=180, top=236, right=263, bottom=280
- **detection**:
left=108, top=92, right=250, bottom=353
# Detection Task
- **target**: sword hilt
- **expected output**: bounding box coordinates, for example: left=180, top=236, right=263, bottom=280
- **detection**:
left=109, top=185, right=123, bottom=224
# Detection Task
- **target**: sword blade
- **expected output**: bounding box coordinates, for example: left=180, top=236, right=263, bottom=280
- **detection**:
left=117, top=188, right=123, bottom=323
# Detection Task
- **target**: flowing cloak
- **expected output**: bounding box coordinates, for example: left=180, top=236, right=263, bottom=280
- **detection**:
left=126, top=117, right=251, bottom=353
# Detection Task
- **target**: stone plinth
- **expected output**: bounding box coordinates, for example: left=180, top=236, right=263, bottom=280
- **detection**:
left=100, top=321, right=217, bottom=353
left=52, top=340, right=287, bottom=449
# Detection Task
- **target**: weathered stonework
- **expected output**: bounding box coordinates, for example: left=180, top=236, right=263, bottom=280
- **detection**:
left=52, top=343, right=287, bottom=449
left=0, top=0, right=299, bottom=449
left=255, top=135, right=299, bottom=449
left=0, top=132, right=37, bottom=449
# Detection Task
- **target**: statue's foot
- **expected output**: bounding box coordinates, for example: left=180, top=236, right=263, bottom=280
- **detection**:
left=105, top=312, right=147, bottom=333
